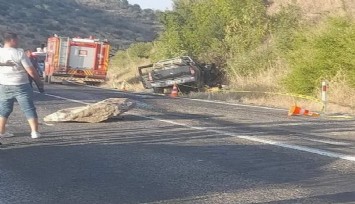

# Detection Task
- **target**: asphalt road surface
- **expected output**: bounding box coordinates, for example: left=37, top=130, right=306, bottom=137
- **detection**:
left=1, top=84, right=355, bottom=204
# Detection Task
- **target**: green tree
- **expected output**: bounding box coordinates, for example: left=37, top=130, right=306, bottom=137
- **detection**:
left=284, top=17, right=355, bottom=94
left=154, top=0, right=268, bottom=64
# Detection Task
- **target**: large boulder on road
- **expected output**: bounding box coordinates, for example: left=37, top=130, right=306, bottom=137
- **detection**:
left=44, top=98, right=136, bottom=123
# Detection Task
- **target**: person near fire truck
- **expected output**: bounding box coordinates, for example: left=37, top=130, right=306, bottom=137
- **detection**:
left=25, top=49, right=40, bottom=87
left=0, top=32, right=44, bottom=143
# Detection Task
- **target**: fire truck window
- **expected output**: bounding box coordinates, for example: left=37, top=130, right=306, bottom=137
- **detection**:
left=79, top=50, right=88, bottom=56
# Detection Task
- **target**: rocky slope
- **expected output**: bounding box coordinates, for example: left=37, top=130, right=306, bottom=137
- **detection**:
left=0, top=0, right=159, bottom=51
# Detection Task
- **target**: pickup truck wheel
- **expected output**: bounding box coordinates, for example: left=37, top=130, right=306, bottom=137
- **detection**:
left=153, top=88, right=164, bottom=94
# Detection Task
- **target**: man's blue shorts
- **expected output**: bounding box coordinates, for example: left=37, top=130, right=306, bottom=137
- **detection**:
left=0, top=83, right=38, bottom=119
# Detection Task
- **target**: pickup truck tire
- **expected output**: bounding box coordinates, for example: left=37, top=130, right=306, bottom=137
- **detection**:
left=153, top=87, right=164, bottom=94
left=197, top=82, right=204, bottom=92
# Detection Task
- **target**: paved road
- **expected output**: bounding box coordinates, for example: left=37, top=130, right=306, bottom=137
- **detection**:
left=1, top=84, right=355, bottom=204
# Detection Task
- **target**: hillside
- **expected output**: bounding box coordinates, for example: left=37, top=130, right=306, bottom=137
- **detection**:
left=268, top=0, right=355, bottom=18
left=0, top=0, right=159, bottom=52
left=108, top=0, right=355, bottom=114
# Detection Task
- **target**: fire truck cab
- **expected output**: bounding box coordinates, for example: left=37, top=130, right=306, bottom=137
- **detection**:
left=45, top=36, right=110, bottom=84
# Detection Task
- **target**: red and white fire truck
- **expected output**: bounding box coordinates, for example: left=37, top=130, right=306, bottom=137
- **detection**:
left=44, top=36, right=110, bottom=84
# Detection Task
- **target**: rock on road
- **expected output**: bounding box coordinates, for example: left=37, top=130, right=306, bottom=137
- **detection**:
left=0, top=84, right=355, bottom=204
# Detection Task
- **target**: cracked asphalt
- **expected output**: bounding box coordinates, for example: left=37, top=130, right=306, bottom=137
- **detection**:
left=0, top=84, right=355, bottom=204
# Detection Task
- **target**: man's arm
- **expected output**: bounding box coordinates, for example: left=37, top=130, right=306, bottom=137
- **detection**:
left=25, top=66, right=44, bottom=92
left=25, top=66, right=42, bottom=82
left=21, top=53, right=44, bottom=92
left=30, top=58, right=40, bottom=70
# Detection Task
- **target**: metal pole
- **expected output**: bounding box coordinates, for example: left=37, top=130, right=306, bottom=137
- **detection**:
left=321, top=81, right=329, bottom=115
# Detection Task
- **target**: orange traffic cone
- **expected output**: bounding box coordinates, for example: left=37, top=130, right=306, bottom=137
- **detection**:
left=170, top=84, right=179, bottom=98
left=288, top=105, right=320, bottom=117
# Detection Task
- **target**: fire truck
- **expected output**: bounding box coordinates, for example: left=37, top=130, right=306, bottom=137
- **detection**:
left=44, top=36, right=110, bottom=84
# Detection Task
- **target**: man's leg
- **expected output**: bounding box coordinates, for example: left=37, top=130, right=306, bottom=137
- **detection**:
left=15, top=84, right=40, bottom=135
left=27, top=118, right=39, bottom=133
left=0, top=117, right=8, bottom=134
left=0, top=86, right=14, bottom=134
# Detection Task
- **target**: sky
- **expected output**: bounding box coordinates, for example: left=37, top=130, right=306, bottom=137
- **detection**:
left=128, top=0, right=173, bottom=10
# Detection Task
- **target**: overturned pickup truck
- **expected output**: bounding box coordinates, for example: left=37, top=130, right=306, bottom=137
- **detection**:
left=138, top=56, right=218, bottom=93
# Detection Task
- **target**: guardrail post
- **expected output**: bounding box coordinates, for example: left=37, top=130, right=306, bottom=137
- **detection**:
left=321, top=80, right=329, bottom=116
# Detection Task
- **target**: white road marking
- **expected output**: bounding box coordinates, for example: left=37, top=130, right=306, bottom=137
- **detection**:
left=301, top=138, right=351, bottom=146
left=78, top=84, right=286, bottom=112
left=35, top=91, right=89, bottom=105
left=44, top=93, right=90, bottom=105
left=236, top=136, right=355, bottom=162
left=40, top=92, right=355, bottom=162
left=136, top=114, right=355, bottom=162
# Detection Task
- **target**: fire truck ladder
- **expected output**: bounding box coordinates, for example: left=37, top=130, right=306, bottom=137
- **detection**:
left=58, top=37, right=70, bottom=71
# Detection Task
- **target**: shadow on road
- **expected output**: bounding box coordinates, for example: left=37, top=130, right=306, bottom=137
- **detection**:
left=1, top=112, right=355, bottom=203
left=1, top=85, right=354, bottom=203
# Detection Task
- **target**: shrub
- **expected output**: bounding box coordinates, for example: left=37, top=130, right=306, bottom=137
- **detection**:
left=283, top=17, right=355, bottom=95
left=127, top=42, right=153, bottom=59
left=110, top=42, right=154, bottom=71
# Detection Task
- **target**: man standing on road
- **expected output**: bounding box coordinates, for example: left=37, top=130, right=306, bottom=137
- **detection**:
left=0, top=33, right=44, bottom=142
left=25, top=49, right=40, bottom=87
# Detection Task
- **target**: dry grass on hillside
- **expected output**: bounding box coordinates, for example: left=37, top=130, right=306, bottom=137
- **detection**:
left=189, top=69, right=355, bottom=116
left=228, top=59, right=288, bottom=92
left=104, top=58, right=151, bottom=92
left=328, top=72, right=355, bottom=109
left=189, top=54, right=355, bottom=115
left=268, top=0, right=354, bottom=17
